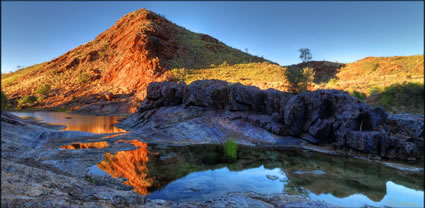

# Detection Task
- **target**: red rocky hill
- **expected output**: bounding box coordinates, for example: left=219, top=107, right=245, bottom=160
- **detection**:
left=2, top=9, right=267, bottom=114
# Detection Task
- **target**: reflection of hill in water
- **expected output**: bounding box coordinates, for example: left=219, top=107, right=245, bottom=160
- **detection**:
left=94, top=143, right=423, bottom=201
left=97, top=140, right=154, bottom=195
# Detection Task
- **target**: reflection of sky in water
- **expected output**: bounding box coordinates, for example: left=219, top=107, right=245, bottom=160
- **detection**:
left=148, top=166, right=287, bottom=201
left=309, top=181, right=424, bottom=208
left=148, top=166, right=424, bottom=207
left=10, top=111, right=125, bottom=133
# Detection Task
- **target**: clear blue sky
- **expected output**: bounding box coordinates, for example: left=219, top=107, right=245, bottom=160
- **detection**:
left=1, top=1, right=423, bottom=73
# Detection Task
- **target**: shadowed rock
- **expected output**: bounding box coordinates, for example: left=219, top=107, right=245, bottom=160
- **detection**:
left=120, top=80, right=424, bottom=161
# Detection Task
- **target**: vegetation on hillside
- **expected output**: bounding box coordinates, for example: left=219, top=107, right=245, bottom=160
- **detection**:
left=166, top=62, right=286, bottom=85
left=372, top=82, right=424, bottom=114
left=36, top=84, right=51, bottom=101
left=287, top=61, right=343, bottom=84
left=170, top=26, right=267, bottom=69
left=284, top=67, right=315, bottom=93
left=1, top=63, right=46, bottom=87
left=17, top=95, right=37, bottom=109
left=323, top=55, right=424, bottom=94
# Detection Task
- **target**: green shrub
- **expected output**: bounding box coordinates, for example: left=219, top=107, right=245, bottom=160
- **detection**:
left=17, top=95, right=37, bottom=109
left=375, top=82, right=424, bottom=113
left=36, top=84, right=51, bottom=97
left=284, top=67, right=315, bottom=93
left=224, top=139, right=237, bottom=162
left=351, top=90, right=366, bottom=101
left=1, top=91, right=8, bottom=110
left=78, top=73, right=90, bottom=83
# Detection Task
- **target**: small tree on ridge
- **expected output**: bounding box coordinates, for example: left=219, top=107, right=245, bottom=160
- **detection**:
left=298, top=48, right=312, bottom=63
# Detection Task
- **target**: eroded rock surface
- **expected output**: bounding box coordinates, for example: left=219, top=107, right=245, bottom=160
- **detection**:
left=120, top=80, right=424, bottom=161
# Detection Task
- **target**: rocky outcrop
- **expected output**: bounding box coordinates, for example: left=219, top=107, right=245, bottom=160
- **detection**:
left=121, top=80, right=424, bottom=161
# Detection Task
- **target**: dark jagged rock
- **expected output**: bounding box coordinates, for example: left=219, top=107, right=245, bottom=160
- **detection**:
left=184, top=80, right=229, bottom=109
left=387, top=113, right=424, bottom=141
left=121, top=80, right=424, bottom=161
left=141, top=81, right=185, bottom=111
left=345, top=130, right=386, bottom=155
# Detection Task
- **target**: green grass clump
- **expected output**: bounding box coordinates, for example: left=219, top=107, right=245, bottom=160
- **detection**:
left=375, top=82, right=424, bottom=114
left=224, top=139, right=237, bottom=162
left=1, top=91, right=8, bottom=110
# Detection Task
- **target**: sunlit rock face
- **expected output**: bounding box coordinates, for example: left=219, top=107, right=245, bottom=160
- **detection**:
left=61, top=141, right=110, bottom=149
left=97, top=140, right=154, bottom=195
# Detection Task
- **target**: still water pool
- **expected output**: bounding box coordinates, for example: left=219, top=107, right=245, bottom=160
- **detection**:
left=89, top=143, right=424, bottom=208
left=10, top=111, right=425, bottom=207
left=10, top=111, right=125, bottom=133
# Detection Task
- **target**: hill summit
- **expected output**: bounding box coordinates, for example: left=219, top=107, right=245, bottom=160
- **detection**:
left=2, top=9, right=267, bottom=113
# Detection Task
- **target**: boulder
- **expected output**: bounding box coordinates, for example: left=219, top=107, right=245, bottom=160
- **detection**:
left=387, top=113, right=424, bottom=141
left=183, top=80, right=229, bottom=109
left=264, top=89, right=284, bottom=115
left=227, top=83, right=266, bottom=112
left=308, top=119, right=332, bottom=144
left=345, top=130, right=386, bottom=155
